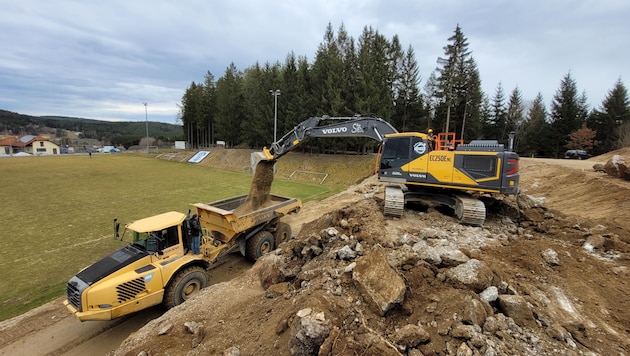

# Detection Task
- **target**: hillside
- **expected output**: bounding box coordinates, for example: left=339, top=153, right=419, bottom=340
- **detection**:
left=0, top=109, right=184, bottom=144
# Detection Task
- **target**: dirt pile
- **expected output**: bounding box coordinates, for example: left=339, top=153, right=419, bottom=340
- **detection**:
left=114, top=168, right=629, bottom=355
left=233, top=160, right=276, bottom=215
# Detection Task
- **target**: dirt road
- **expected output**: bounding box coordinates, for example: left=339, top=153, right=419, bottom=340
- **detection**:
left=1, top=153, right=628, bottom=355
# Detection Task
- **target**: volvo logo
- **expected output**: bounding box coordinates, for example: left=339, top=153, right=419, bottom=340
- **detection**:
left=321, top=127, right=347, bottom=134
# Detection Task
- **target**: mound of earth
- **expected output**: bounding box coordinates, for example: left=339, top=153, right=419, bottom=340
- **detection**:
left=113, top=154, right=630, bottom=355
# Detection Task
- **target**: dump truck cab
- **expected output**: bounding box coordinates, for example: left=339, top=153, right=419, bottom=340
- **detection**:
left=64, top=212, right=207, bottom=321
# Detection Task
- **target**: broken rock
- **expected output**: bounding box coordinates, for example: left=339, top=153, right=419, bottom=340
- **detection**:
left=337, top=245, right=357, bottom=260
left=541, top=248, right=560, bottom=266
left=257, top=253, right=287, bottom=289
left=497, top=295, right=537, bottom=330
left=392, top=324, right=430, bottom=349
left=479, top=286, right=499, bottom=303
left=353, top=248, right=406, bottom=316
left=288, top=309, right=331, bottom=356
left=445, top=259, right=495, bottom=292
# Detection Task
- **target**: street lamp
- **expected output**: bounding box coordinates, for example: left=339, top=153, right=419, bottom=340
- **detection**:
left=269, top=89, right=281, bottom=142
left=143, top=102, right=149, bottom=154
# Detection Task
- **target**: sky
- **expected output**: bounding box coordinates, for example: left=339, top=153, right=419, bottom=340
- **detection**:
left=1, top=1, right=628, bottom=125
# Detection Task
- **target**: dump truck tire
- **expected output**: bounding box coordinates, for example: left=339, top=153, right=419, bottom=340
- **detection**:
left=164, top=266, right=207, bottom=308
left=246, top=230, right=275, bottom=261
left=274, top=222, right=292, bottom=247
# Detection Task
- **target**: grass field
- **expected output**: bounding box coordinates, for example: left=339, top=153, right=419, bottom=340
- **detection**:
left=0, top=153, right=345, bottom=321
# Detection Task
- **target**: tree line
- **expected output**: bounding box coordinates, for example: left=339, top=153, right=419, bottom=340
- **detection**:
left=181, top=23, right=630, bottom=157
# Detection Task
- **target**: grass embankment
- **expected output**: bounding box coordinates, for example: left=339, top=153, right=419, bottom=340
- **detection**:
left=0, top=152, right=367, bottom=321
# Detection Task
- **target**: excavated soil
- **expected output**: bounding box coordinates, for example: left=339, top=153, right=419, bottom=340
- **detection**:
left=233, top=160, right=275, bottom=215
left=1, top=149, right=629, bottom=356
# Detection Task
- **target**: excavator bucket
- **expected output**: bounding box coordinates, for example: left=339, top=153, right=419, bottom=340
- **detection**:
left=250, top=148, right=274, bottom=173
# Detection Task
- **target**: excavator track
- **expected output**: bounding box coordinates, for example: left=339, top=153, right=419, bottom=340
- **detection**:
left=384, top=185, right=405, bottom=217
left=454, top=195, right=486, bottom=226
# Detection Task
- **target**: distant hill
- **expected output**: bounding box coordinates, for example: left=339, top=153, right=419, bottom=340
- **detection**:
left=0, top=109, right=184, bottom=146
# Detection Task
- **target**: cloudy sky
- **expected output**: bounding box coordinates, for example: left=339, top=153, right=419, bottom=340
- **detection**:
left=1, top=1, right=628, bottom=125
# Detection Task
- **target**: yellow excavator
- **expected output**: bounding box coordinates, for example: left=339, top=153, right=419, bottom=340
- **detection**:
left=253, top=115, right=520, bottom=226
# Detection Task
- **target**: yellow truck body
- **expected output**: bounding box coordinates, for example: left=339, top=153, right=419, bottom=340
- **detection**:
left=64, top=194, right=301, bottom=321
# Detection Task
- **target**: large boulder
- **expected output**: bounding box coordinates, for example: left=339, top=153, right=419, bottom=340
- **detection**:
left=353, top=248, right=406, bottom=316
left=604, top=154, right=630, bottom=180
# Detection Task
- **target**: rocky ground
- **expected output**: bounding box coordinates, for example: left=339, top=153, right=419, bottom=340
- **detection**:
left=1, top=149, right=629, bottom=356
left=112, top=150, right=630, bottom=355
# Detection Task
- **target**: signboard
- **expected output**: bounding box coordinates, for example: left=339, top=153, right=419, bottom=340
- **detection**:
left=188, top=151, right=210, bottom=163
left=174, top=141, right=187, bottom=150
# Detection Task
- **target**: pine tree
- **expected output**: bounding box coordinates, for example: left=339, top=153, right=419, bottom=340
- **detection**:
left=432, top=25, right=481, bottom=139
left=336, top=24, right=359, bottom=115
left=506, top=87, right=524, bottom=148
left=281, top=52, right=309, bottom=134
left=587, top=78, right=630, bottom=153
left=392, top=45, right=426, bottom=132
left=486, top=82, right=507, bottom=140
left=201, top=71, right=216, bottom=147
left=180, top=82, right=204, bottom=148
left=550, top=72, right=588, bottom=157
left=356, top=26, right=395, bottom=119
left=460, top=58, right=483, bottom=140
left=214, top=63, right=245, bottom=147
left=311, top=23, right=345, bottom=116
left=240, top=62, right=277, bottom=148
left=519, top=93, right=551, bottom=157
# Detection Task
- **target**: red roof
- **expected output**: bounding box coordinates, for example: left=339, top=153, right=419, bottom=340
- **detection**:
left=0, top=135, right=50, bottom=147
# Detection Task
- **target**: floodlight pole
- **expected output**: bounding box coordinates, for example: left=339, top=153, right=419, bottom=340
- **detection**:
left=269, top=89, right=281, bottom=142
left=143, top=102, right=149, bottom=154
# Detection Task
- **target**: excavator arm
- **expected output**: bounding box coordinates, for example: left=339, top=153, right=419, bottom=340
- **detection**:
left=258, top=115, right=398, bottom=162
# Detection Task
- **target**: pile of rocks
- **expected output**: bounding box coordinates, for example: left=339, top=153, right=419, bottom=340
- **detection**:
left=256, top=209, right=593, bottom=355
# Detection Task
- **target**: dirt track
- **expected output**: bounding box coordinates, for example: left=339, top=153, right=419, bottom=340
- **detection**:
left=1, top=151, right=629, bottom=355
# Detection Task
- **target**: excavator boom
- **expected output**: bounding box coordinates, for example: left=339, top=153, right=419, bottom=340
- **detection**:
left=252, top=115, right=398, bottom=169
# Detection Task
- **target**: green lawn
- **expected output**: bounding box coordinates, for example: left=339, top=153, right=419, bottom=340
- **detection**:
left=0, top=153, right=344, bottom=321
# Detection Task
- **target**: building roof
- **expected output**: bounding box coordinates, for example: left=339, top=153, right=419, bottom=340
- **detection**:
left=0, top=135, right=50, bottom=147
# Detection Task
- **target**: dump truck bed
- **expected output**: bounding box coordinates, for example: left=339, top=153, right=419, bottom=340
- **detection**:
left=193, top=194, right=301, bottom=241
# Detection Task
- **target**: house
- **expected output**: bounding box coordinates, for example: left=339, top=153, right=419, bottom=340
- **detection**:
left=0, top=135, right=61, bottom=155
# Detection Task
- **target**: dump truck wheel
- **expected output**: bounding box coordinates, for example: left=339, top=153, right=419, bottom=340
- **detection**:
left=274, top=222, right=292, bottom=247
left=246, top=230, right=275, bottom=261
left=164, top=266, right=207, bottom=308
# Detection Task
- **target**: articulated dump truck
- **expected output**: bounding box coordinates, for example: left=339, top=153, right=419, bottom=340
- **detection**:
left=64, top=194, right=300, bottom=321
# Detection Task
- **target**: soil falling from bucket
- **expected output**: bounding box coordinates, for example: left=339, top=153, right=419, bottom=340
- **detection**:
left=233, top=160, right=275, bottom=215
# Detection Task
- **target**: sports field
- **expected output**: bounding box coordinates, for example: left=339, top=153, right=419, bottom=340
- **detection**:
left=0, top=153, right=342, bottom=321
